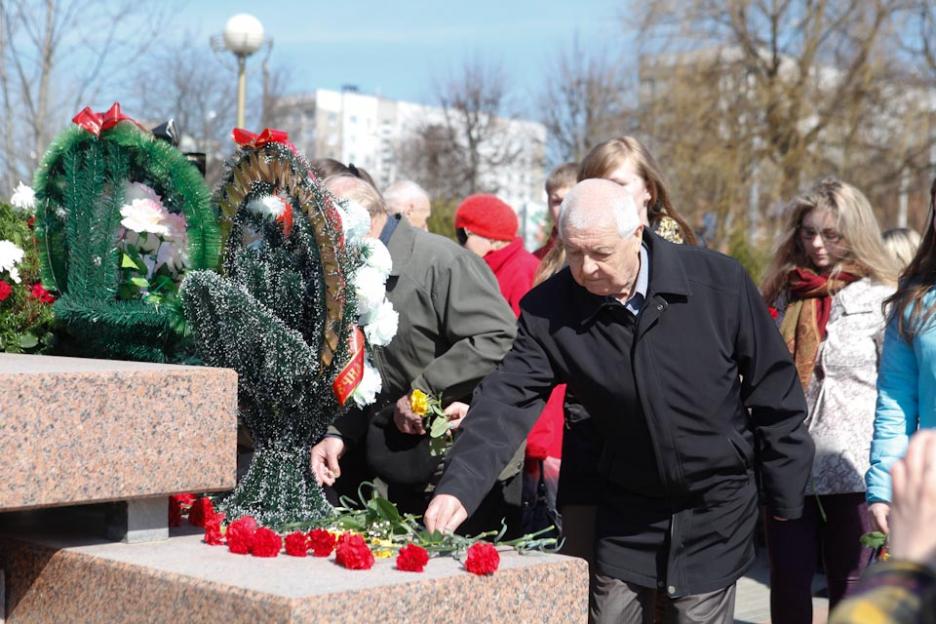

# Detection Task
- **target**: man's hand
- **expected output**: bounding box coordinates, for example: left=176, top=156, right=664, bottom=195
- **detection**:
left=888, top=430, right=936, bottom=568
left=444, top=401, right=469, bottom=430
left=310, top=436, right=346, bottom=486
left=394, top=394, right=426, bottom=435
left=424, top=494, right=469, bottom=534
left=868, top=502, right=891, bottom=535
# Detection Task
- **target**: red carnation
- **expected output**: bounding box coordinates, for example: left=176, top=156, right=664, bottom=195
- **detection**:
left=30, top=283, right=54, bottom=304
left=768, top=306, right=779, bottom=320
left=27, top=215, right=35, bottom=230
left=464, top=542, right=499, bottom=575
left=396, top=543, right=430, bottom=572
left=188, top=497, right=215, bottom=528
left=251, top=527, right=282, bottom=557
left=335, top=533, right=374, bottom=570
left=284, top=531, right=309, bottom=557
left=0, top=280, right=12, bottom=302
left=168, top=493, right=196, bottom=528
left=204, top=513, right=226, bottom=546
left=308, top=528, right=336, bottom=557
left=226, top=516, right=258, bottom=554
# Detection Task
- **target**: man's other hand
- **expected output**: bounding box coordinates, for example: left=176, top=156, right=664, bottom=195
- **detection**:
left=310, top=436, right=346, bottom=486
left=394, top=394, right=426, bottom=435
left=444, top=401, right=469, bottom=430
left=424, top=494, right=469, bottom=534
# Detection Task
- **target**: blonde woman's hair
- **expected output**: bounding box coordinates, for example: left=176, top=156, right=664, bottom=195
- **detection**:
left=534, top=243, right=566, bottom=286
left=578, top=136, right=697, bottom=245
left=883, top=228, right=922, bottom=271
left=761, top=177, right=898, bottom=304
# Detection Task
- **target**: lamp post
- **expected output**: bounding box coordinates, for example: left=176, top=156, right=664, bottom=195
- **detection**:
left=222, top=13, right=265, bottom=129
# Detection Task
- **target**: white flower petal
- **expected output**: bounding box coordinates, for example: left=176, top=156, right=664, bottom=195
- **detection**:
left=10, top=182, right=36, bottom=212
left=351, top=357, right=383, bottom=408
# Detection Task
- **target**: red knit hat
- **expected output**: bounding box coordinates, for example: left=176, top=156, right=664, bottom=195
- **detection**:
left=454, top=194, right=518, bottom=241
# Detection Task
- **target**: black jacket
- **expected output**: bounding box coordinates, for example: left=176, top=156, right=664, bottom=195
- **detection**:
left=436, top=231, right=813, bottom=596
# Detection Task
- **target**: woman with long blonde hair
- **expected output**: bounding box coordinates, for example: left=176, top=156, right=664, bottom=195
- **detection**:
left=761, top=178, right=898, bottom=623
left=578, top=136, right=697, bottom=245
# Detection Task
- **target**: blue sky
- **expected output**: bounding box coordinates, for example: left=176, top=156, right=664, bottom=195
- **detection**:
left=177, top=0, right=631, bottom=113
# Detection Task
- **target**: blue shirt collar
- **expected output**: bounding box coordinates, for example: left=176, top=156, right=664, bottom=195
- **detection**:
left=623, top=243, right=649, bottom=316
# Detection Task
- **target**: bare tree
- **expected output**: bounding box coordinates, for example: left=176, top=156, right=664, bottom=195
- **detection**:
left=539, top=38, right=630, bottom=163
left=400, top=57, right=525, bottom=201
left=632, top=0, right=933, bottom=245
left=0, top=0, right=168, bottom=195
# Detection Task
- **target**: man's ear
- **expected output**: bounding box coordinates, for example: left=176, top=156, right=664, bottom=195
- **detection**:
left=634, top=224, right=645, bottom=241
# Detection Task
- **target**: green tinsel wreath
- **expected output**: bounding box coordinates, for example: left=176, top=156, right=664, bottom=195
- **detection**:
left=32, top=121, right=219, bottom=362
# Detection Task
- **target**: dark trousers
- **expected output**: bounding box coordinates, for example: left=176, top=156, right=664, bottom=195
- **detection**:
left=591, top=574, right=736, bottom=624
left=764, top=492, right=873, bottom=624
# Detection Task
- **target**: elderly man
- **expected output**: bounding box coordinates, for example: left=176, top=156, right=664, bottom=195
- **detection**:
left=384, top=180, right=432, bottom=231
left=312, top=174, right=522, bottom=536
left=425, top=179, right=814, bottom=623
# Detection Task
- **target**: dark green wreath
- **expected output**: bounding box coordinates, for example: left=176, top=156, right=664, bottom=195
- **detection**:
left=32, top=120, right=219, bottom=362
left=182, top=136, right=361, bottom=526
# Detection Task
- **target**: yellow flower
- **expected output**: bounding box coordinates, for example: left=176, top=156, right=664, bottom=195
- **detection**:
left=373, top=549, right=393, bottom=559
left=410, top=389, right=429, bottom=416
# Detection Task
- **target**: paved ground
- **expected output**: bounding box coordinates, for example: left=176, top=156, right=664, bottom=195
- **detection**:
left=734, top=547, right=830, bottom=624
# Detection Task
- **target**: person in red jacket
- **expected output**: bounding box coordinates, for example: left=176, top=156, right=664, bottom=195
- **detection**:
left=455, top=194, right=564, bottom=532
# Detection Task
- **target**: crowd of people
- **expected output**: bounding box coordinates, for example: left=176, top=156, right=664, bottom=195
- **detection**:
left=306, top=139, right=936, bottom=623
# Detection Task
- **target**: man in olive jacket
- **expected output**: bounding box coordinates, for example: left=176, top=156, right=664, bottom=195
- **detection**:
left=311, top=175, right=520, bottom=533
left=425, top=179, right=813, bottom=623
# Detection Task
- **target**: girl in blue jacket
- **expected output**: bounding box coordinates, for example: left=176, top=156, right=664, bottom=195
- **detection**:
left=867, top=177, right=936, bottom=534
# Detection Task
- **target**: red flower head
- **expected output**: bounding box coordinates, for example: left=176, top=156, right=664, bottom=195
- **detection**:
left=27, top=215, right=36, bottom=230
left=464, top=542, right=500, bottom=575
left=335, top=533, right=375, bottom=570
left=204, top=513, right=226, bottom=546
left=251, top=527, right=282, bottom=558
left=768, top=306, right=779, bottom=320
left=396, top=543, right=430, bottom=572
left=0, top=280, right=12, bottom=302
left=226, top=516, right=258, bottom=554
left=188, top=497, right=216, bottom=528
left=168, top=493, right=196, bottom=528
left=30, top=283, right=54, bottom=304
left=307, top=528, right=336, bottom=557
left=284, top=531, right=309, bottom=557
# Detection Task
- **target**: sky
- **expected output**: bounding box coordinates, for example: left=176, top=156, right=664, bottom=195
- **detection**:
left=176, top=0, right=631, bottom=115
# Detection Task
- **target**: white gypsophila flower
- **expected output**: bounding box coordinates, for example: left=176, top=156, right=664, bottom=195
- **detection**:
left=354, top=265, right=387, bottom=317
left=120, top=197, right=170, bottom=236
left=10, top=182, right=36, bottom=212
left=351, top=356, right=382, bottom=408
left=246, top=195, right=287, bottom=219
left=338, top=198, right=371, bottom=242
left=0, top=240, right=25, bottom=280
left=363, top=299, right=398, bottom=347
left=361, top=237, right=392, bottom=277
left=124, top=181, right=161, bottom=204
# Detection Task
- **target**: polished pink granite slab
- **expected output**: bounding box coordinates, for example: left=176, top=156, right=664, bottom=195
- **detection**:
left=0, top=532, right=588, bottom=623
left=0, top=353, right=237, bottom=511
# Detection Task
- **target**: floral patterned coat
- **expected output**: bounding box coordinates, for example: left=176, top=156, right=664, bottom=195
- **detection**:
left=776, top=278, right=894, bottom=495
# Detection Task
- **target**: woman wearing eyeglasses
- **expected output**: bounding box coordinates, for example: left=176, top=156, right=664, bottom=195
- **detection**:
left=866, top=178, right=936, bottom=547
left=760, top=178, right=899, bottom=624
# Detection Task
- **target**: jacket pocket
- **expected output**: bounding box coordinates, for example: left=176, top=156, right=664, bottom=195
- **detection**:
left=726, top=428, right=754, bottom=470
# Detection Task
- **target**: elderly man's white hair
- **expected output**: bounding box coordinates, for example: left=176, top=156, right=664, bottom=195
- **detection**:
left=383, top=180, right=430, bottom=214
left=558, top=178, right=641, bottom=239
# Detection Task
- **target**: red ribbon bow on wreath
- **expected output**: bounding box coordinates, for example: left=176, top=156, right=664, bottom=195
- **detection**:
left=232, top=127, right=292, bottom=149
left=332, top=327, right=366, bottom=407
left=72, top=102, right=139, bottom=137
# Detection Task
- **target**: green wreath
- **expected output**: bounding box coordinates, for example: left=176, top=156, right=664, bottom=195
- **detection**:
left=33, top=117, right=219, bottom=362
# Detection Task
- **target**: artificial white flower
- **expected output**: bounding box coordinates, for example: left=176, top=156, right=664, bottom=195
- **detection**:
left=120, top=198, right=169, bottom=236
left=0, top=240, right=25, bottom=280
left=156, top=241, right=188, bottom=275
left=10, top=182, right=36, bottom=212
left=354, top=265, right=387, bottom=317
left=361, top=237, right=392, bottom=277
left=124, top=181, right=161, bottom=204
left=337, top=198, right=371, bottom=242
left=363, top=299, right=398, bottom=346
left=246, top=195, right=287, bottom=219
left=351, top=356, right=383, bottom=408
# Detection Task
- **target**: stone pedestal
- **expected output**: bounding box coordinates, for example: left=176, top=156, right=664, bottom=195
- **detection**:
left=0, top=354, right=237, bottom=518
left=0, top=529, right=588, bottom=623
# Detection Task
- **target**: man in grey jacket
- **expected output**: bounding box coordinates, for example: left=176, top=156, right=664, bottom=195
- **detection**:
left=311, top=174, right=521, bottom=534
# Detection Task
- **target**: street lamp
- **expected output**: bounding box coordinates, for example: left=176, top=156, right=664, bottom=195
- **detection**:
left=222, top=13, right=265, bottom=129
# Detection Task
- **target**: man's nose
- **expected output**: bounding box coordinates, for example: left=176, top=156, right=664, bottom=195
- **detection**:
left=582, top=256, right=599, bottom=275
